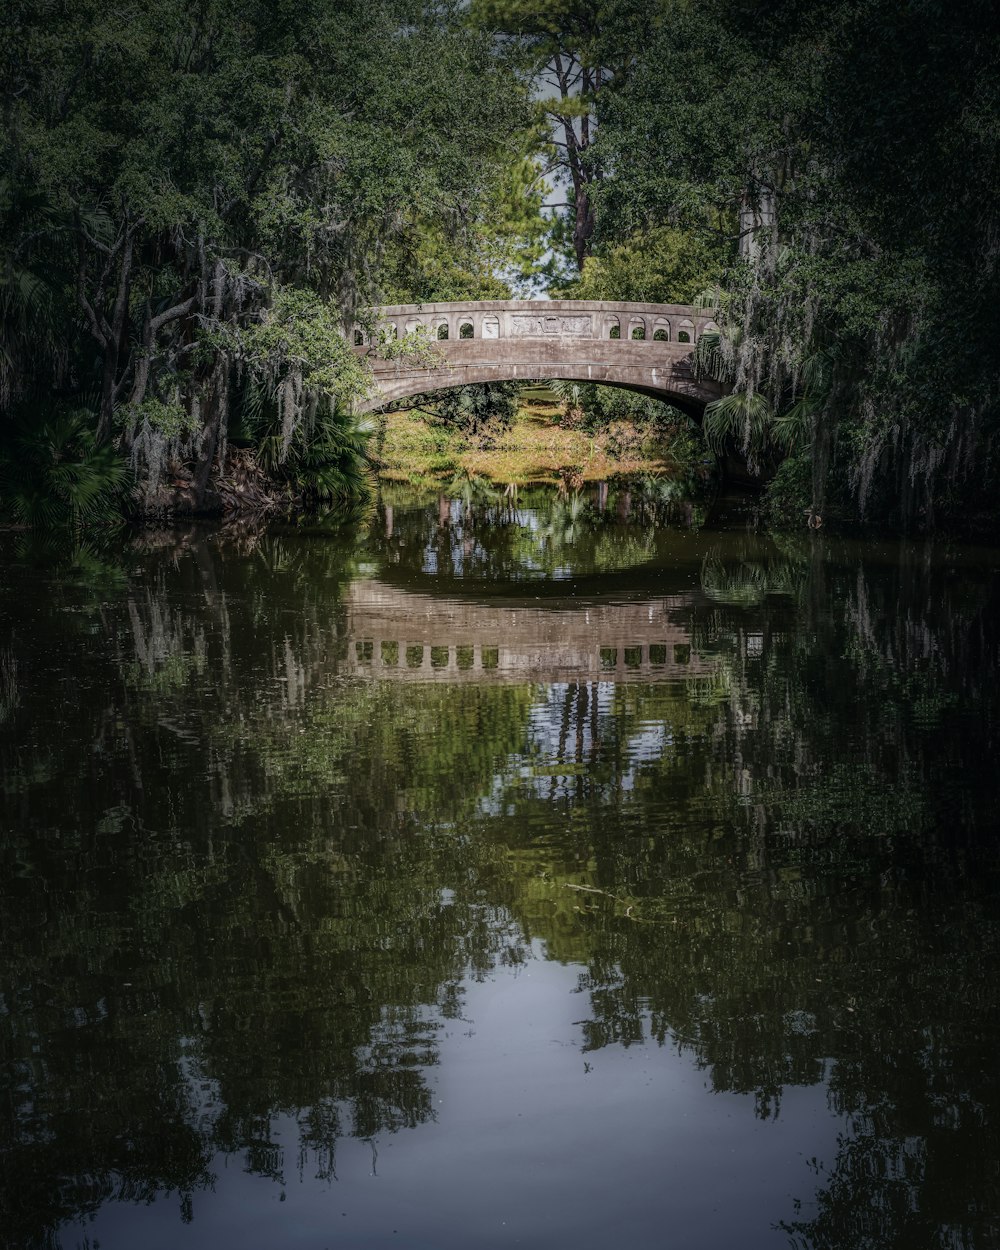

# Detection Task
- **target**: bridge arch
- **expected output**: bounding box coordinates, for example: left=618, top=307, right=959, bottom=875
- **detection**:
left=371, top=374, right=709, bottom=421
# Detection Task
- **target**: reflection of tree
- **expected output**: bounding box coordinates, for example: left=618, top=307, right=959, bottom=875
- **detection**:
left=483, top=536, right=1000, bottom=1250
left=0, top=532, right=537, bottom=1248
left=366, top=482, right=700, bottom=583
left=2, top=525, right=1000, bottom=1248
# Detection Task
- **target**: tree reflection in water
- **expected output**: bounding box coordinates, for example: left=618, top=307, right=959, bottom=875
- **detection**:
left=1, top=496, right=999, bottom=1249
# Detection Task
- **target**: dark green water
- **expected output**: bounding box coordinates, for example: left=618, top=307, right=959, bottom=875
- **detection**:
left=3, top=483, right=1000, bottom=1249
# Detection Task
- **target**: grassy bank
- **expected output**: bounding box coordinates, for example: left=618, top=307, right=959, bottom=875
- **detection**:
left=376, top=395, right=706, bottom=490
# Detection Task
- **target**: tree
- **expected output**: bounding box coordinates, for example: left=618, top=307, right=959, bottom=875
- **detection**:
left=590, top=0, right=1000, bottom=529
left=555, top=224, right=727, bottom=304
left=471, top=0, right=620, bottom=272
left=1, top=0, right=533, bottom=518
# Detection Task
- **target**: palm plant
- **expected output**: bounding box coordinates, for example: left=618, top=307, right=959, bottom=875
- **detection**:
left=235, top=376, right=374, bottom=505
left=548, top=378, right=582, bottom=405
left=293, top=411, right=375, bottom=505
left=0, top=179, right=105, bottom=414
left=699, top=321, right=837, bottom=473
left=0, top=410, right=129, bottom=530
left=703, top=390, right=776, bottom=469
left=774, top=348, right=837, bottom=452
left=548, top=378, right=587, bottom=427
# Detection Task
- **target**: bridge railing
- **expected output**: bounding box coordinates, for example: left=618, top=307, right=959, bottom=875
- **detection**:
left=352, top=300, right=720, bottom=350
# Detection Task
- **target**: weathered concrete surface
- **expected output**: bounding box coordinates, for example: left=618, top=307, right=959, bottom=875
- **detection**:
left=353, top=300, right=724, bottom=417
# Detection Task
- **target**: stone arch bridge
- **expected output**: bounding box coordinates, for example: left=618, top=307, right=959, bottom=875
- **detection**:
left=352, top=300, right=724, bottom=417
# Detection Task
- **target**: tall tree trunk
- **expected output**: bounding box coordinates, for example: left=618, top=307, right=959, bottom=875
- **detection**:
left=573, top=184, right=595, bottom=272
left=97, top=344, right=119, bottom=445
left=550, top=52, right=600, bottom=271
left=738, top=185, right=777, bottom=267
left=96, top=228, right=135, bottom=443
left=192, top=361, right=228, bottom=508
left=811, top=408, right=833, bottom=519
left=124, top=294, right=198, bottom=449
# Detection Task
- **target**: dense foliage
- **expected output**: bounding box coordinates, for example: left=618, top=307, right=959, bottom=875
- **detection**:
left=397, top=381, right=522, bottom=441
left=1, top=0, right=532, bottom=519
left=3, top=0, right=998, bottom=532
left=584, top=0, right=1000, bottom=530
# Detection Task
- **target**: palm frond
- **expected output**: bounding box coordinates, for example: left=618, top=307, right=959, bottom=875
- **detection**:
left=703, top=390, right=775, bottom=458
left=772, top=398, right=813, bottom=452
left=0, top=408, right=129, bottom=531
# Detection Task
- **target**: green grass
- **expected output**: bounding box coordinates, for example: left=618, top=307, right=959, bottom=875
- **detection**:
left=378, top=399, right=675, bottom=489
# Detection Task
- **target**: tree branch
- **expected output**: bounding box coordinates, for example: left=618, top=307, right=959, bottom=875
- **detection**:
left=150, top=294, right=198, bottom=335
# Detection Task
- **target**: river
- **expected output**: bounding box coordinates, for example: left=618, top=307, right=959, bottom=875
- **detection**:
left=2, top=481, right=999, bottom=1249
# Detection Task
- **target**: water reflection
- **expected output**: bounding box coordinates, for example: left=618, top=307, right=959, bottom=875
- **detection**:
left=341, top=581, right=711, bottom=682
left=2, top=492, right=1000, bottom=1249
left=373, top=478, right=705, bottom=584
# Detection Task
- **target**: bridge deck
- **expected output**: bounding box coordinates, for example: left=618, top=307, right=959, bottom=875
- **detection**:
left=352, top=300, right=724, bottom=414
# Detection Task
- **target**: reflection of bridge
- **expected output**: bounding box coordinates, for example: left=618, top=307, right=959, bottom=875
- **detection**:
left=353, top=300, right=724, bottom=416
left=341, top=580, right=711, bottom=683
